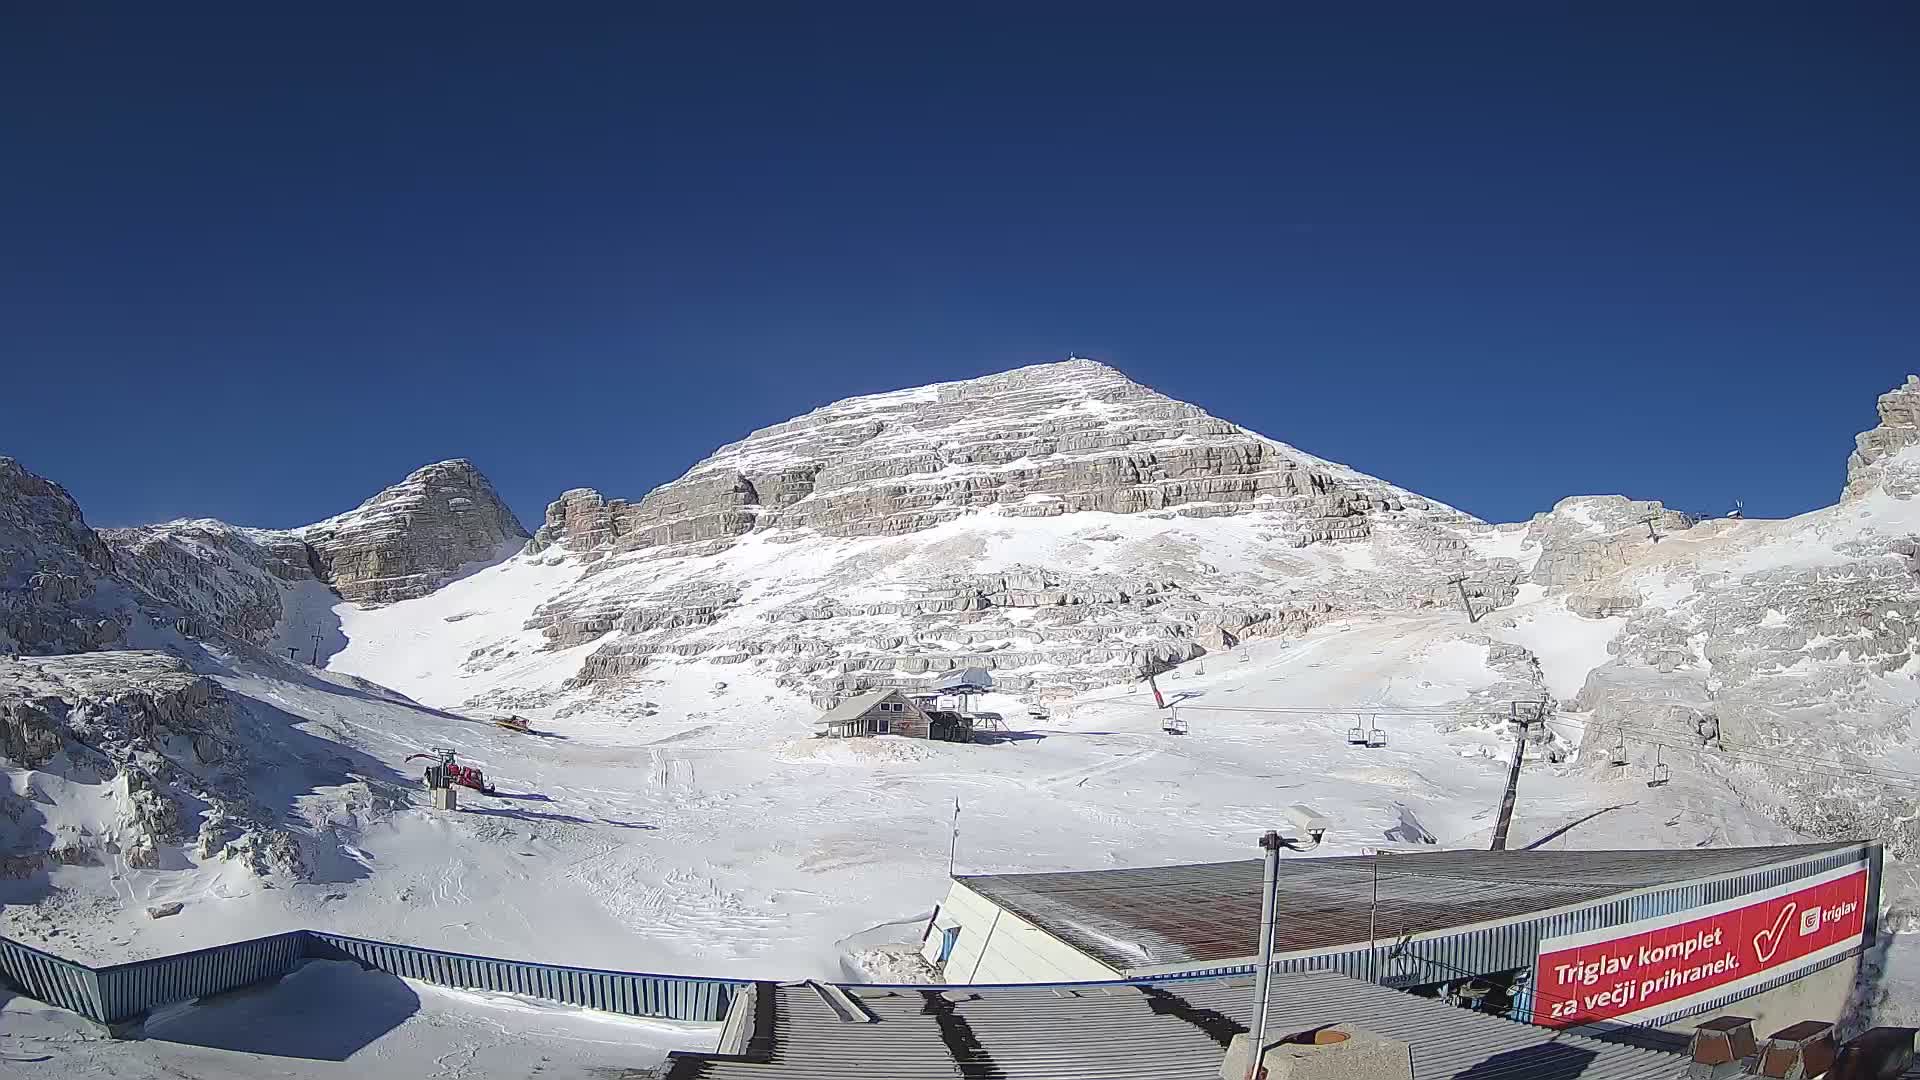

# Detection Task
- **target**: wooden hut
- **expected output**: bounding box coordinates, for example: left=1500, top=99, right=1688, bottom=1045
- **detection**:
left=814, top=689, right=930, bottom=739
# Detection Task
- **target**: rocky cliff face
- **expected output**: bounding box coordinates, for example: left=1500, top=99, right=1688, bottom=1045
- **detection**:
left=1514, top=379, right=1920, bottom=857
left=96, top=459, right=528, bottom=656
left=298, top=459, right=529, bottom=605
left=1847, top=375, right=1920, bottom=499
left=0, top=458, right=434, bottom=925
left=0, top=457, right=131, bottom=655
left=493, top=361, right=1519, bottom=705
left=0, top=653, right=241, bottom=874
left=531, top=360, right=1452, bottom=559
left=103, top=520, right=320, bottom=647
left=1524, top=495, right=1698, bottom=589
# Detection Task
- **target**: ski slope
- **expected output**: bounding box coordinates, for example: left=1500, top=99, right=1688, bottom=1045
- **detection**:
left=13, top=586, right=1796, bottom=986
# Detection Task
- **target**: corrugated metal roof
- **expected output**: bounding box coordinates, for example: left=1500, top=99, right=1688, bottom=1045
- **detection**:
left=932, top=666, right=994, bottom=691
left=664, top=969, right=1688, bottom=1079
left=958, top=843, right=1857, bottom=971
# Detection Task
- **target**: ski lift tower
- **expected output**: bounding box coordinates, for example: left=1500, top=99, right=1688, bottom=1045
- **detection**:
left=1487, top=701, right=1548, bottom=851
left=931, top=666, right=995, bottom=715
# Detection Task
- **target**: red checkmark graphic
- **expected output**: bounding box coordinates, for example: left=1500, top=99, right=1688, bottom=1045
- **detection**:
left=1753, top=903, right=1797, bottom=964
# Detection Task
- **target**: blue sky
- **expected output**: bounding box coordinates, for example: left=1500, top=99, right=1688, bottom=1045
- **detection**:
left=2, top=5, right=1915, bottom=531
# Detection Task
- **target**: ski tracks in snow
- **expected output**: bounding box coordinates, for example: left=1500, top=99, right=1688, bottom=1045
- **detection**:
left=1039, top=745, right=1161, bottom=790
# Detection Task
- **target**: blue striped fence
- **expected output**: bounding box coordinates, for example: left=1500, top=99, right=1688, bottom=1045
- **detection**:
left=0, top=933, right=102, bottom=1018
left=306, top=931, right=748, bottom=1022
left=0, top=928, right=747, bottom=1027
left=92, top=930, right=307, bottom=1024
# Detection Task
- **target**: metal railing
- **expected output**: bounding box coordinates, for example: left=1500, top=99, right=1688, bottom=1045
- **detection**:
left=92, top=930, right=307, bottom=1024
left=0, top=933, right=102, bottom=1019
left=306, top=931, right=746, bottom=1022
left=0, top=928, right=746, bottom=1027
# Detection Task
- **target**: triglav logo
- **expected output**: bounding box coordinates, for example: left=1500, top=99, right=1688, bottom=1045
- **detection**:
left=1752, top=904, right=1795, bottom=964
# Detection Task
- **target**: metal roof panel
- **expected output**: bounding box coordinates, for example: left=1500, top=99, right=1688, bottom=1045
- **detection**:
left=955, top=843, right=1858, bottom=970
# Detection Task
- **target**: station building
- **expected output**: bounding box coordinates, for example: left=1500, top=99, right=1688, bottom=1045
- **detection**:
left=920, top=841, right=1881, bottom=1036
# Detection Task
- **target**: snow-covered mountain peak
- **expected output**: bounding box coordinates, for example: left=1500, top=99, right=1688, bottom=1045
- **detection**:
left=372, top=362, right=1520, bottom=710
left=290, top=458, right=528, bottom=605
left=530, top=358, right=1464, bottom=565
left=99, top=457, right=528, bottom=662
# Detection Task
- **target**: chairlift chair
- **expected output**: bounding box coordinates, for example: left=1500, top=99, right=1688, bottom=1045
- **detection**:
left=1163, top=711, right=1188, bottom=736
left=1647, top=745, right=1671, bottom=787
left=1609, top=733, right=1628, bottom=767
left=1347, top=724, right=1369, bottom=746
left=1366, top=726, right=1388, bottom=749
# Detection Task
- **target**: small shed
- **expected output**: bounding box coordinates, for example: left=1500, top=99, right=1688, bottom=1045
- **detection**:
left=814, top=689, right=929, bottom=739
left=924, top=710, right=975, bottom=743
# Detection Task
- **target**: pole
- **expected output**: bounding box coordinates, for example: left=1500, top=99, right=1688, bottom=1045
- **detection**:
left=1448, top=575, right=1477, bottom=623
left=949, top=797, right=960, bottom=877
left=1369, top=848, right=1381, bottom=984
left=1248, top=831, right=1282, bottom=1080
left=309, top=628, right=322, bottom=666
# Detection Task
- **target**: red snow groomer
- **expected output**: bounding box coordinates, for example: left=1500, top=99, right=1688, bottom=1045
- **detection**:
left=409, top=748, right=496, bottom=796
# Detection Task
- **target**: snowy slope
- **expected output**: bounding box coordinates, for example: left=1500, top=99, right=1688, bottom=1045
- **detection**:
left=11, top=607, right=1788, bottom=984
left=6, top=363, right=1920, bottom=1032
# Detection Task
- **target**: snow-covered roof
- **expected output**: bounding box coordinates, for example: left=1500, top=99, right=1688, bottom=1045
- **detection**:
left=814, top=688, right=902, bottom=725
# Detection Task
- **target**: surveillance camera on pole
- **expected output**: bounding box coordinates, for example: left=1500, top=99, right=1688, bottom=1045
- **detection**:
left=1281, top=804, right=1329, bottom=846
left=1247, top=805, right=1331, bottom=1079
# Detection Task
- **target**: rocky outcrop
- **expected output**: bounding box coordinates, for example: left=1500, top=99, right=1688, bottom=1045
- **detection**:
left=1537, top=383, right=1920, bottom=855
left=0, top=457, right=131, bottom=655
left=499, top=362, right=1506, bottom=703
left=529, top=360, right=1456, bottom=560
left=103, top=460, right=525, bottom=653
left=1, top=653, right=221, bottom=873
left=1525, top=496, right=1696, bottom=588
left=104, top=520, right=319, bottom=647
left=298, top=459, right=528, bottom=605
left=1845, top=374, right=1920, bottom=499
left=0, top=651, right=334, bottom=881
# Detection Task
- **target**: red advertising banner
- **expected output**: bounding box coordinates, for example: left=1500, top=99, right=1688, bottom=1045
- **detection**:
left=1535, top=866, right=1868, bottom=1027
